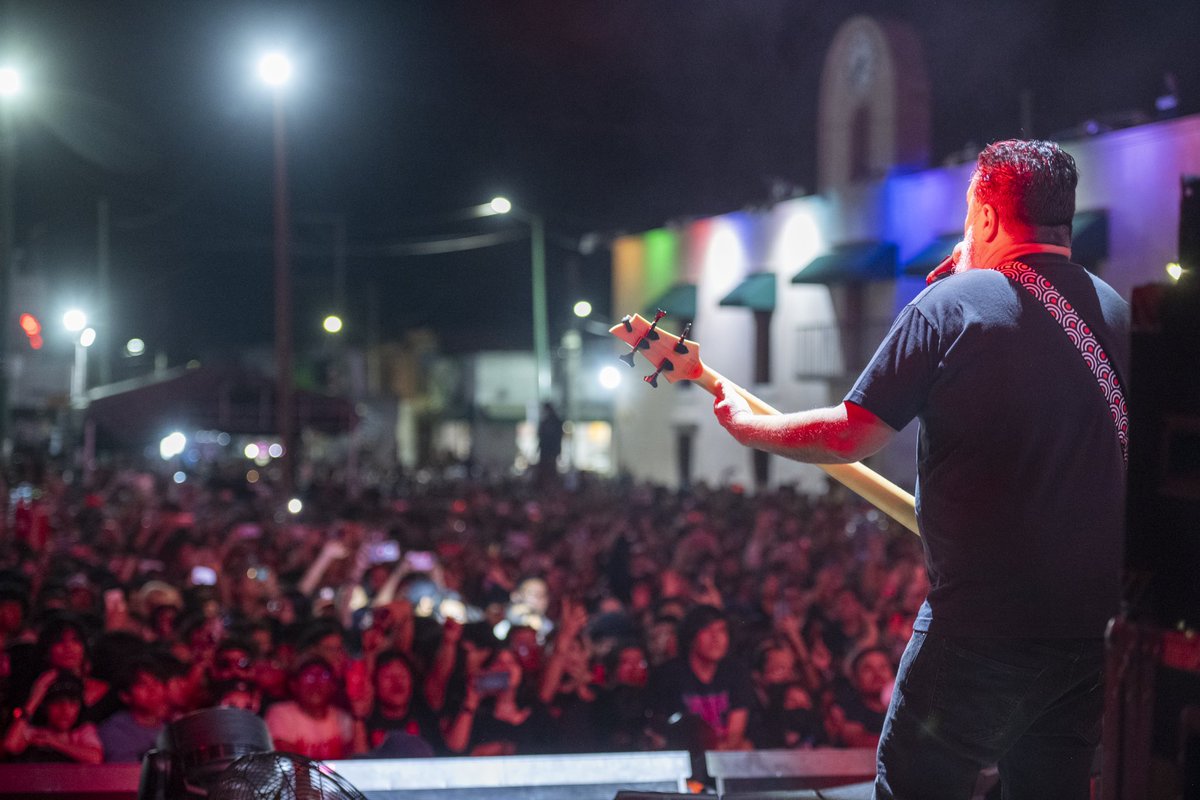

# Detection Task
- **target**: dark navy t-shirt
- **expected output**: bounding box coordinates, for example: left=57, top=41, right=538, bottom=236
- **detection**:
left=846, top=254, right=1129, bottom=638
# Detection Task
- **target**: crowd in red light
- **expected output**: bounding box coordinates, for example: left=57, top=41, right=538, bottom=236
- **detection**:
left=0, top=464, right=927, bottom=763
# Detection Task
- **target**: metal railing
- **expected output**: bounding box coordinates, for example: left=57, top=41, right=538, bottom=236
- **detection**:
left=793, top=320, right=894, bottom=380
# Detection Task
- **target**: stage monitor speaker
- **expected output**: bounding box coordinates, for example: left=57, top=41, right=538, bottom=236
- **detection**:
left=1180, top=175, right=1200, bottom=270
left=1126, top=271, right=1200, bottom=628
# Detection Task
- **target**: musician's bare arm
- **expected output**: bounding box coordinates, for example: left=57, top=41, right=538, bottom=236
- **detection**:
left=714, top=382, right=896, bottom=464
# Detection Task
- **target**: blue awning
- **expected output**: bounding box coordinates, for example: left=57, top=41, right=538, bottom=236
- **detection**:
left=791, top=241, right=898, bottom=284
left=644, top=283, right=696, bottom=320
left=903, top=232, right=961, bottom=277
left=719, top=272, right=776, bottom=312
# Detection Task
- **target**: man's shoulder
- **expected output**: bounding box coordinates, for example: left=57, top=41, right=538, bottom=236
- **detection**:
left=264, top=700, right=302, bottom=723
left=649, top=657, right=688, bottom=683
left=914, top=269, right=1010, bottom=306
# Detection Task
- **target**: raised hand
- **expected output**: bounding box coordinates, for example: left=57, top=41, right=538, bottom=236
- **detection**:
left=557, top=598, right=588, bottom=641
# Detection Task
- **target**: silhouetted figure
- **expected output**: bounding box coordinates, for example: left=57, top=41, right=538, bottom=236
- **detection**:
left=535, top=403, right=563, bottom=487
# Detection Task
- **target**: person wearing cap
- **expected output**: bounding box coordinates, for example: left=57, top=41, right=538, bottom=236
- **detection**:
left=5, top=670, right=102, bottom=763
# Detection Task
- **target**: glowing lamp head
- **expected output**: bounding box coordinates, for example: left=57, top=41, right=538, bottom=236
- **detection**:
left=63, top=309, right=87, bottom=333
left=160, top=431, right=187, bottom=460
left=489, top=197, right=512, bottom=215
left=573, top=300, right=593, bottom=318
left=1166, top=262, right=1184, bottom=282
left=287, top=498, right=303, bottom=515
left=599, top=365, right=622, bottom=391
left=126, top=338, right=145, bottom=356
left=0, top=67, right=22, bottom=98
left=257, top=51, right=293, bottom=88
left=79, top=328, right=96, bottom=348
left=323, top=315, right=343, bottom=334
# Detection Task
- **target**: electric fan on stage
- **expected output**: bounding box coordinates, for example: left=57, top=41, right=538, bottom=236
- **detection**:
left=207, top=752, right=366, bottom=800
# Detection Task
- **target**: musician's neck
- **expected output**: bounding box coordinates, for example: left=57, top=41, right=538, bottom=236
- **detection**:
left=988, top=242, right=1072, bottom=265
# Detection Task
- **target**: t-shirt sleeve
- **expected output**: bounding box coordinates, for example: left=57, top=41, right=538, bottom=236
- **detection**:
left=264, top=703, right=293, bottom=741
left=338, top=709, right=356, bottom=746
left=845, top=304, right=941, bottom=431
left=73, top=723, right=103, bottom=751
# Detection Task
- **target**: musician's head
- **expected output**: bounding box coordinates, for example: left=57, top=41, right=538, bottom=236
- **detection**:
left=958, top=139, right=1077, bottom=271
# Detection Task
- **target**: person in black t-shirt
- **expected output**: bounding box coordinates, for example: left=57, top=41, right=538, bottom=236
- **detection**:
left=593, top=642, right=653, bottom=751
left=714, top=140, right=1127, bottom=800
left=360, top=650, right=441, bottom=754
left=647, top=605, right=754, bottom=751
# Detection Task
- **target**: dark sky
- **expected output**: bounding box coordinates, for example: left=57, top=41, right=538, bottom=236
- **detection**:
left=5, top=0, right=1197, bottom=366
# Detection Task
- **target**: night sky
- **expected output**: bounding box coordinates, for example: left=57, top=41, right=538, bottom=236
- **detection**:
left=5, top=0, right=1197, bottom=367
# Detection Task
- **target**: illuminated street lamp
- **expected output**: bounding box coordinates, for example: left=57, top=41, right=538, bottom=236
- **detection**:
left=488, top=196, right=549, bottom=403
left=63, top=308, right=87, bottom=333
left=256, top=52, right=293, bottom=87
left=0, top=67, right=21, bottom=98
left=323, top=314, right=343, bottom=334
left=258, top=49, right=295, bottom=492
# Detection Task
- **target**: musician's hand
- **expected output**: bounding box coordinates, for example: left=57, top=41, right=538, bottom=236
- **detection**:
left=713, top=380, right=753, bottom=441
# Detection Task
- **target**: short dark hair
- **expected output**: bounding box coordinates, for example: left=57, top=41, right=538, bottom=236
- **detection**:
left=117, top=655, right=169, bottom=694
left=373, top=649, right=418, bottom=683
left=296, top=619, right=345, bottom=653
left=677, top=604, right=726, bottom=656
left=973, top=139, right=1077, bottom=237
left=216, top=636, right=259, bottom=660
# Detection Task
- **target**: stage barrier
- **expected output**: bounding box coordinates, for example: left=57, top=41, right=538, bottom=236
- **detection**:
left=705, top=748, right=876, bottom=795
left=0, top=748, right=879, bottom=799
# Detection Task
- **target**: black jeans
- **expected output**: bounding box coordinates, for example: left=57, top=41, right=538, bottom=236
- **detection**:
left=874, top=631, right=1104, bottom=800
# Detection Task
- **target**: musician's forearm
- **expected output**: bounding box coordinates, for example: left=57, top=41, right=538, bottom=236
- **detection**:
left=725, top=407, right=866, bottom=463
left=715, top=384, right=896, bottom=464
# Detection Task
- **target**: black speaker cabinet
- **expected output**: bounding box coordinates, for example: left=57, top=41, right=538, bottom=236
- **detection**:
left=1125, top=275, right=1200, bottom=629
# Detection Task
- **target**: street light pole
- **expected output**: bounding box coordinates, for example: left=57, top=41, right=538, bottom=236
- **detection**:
left=271, top=90, right=294, bottom=495
left=489, top=198, right=550, bottom=405
left=530, top=212, right=550, bottom=403
left=259, top=51, right=295, bottom=495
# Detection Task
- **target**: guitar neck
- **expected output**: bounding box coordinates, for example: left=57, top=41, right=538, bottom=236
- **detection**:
left=696, top=365, right=920, bottom=537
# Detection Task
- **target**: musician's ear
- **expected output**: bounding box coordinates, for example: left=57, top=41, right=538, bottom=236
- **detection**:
left=979, top=202, right=1000, bottom=243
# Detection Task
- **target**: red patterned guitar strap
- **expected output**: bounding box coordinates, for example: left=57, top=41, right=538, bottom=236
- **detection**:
left=993, top=260, right=1129, bottom=463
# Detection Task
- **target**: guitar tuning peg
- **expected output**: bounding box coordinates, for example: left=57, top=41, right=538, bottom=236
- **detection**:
left=618, top=351, right=637, bottom=367
left=673, top=322, right=693, bottom=355
left=643, top=357, right=673, bottom=388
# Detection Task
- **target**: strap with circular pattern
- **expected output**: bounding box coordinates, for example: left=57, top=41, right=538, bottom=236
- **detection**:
left=993, top=260, right=1128, bottom=463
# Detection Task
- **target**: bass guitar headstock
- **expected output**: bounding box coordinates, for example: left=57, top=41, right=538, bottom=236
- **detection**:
left=608, top=311, right=704, bottom=387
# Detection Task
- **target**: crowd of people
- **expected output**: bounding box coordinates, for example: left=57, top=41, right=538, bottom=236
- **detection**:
left=0, top=462, right=927, bottom=765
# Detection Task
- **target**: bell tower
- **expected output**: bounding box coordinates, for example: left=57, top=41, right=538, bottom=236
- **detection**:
left=817, top=16, right=932, bottom=191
